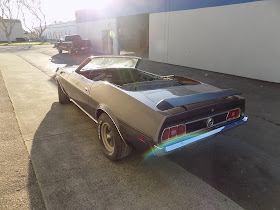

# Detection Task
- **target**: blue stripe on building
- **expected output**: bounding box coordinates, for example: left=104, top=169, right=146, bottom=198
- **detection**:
left=76, top=0, right=262, bottom=23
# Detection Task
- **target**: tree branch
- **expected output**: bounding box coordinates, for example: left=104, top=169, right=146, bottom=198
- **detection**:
left=0, top=0, right=21, bottom=43
left=20, top=0, right=47, bottom=40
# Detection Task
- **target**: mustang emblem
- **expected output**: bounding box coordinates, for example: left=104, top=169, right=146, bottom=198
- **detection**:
left=206, top=118, right=214, bottom=128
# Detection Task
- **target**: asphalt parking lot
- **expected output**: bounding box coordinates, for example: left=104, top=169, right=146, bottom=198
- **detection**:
left=0, top=45, right=279, bottom=210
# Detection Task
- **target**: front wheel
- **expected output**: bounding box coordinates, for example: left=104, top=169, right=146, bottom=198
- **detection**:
left=58, top=83, right=70, bottom=104
left=98, top=113, right=131, bottom=160
left=58, top=48, right=62, bottom=54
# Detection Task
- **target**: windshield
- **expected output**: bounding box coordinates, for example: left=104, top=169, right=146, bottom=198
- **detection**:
left=65, top=35, right=82, bottom=41
left=85, top=57, right=139, bottom=70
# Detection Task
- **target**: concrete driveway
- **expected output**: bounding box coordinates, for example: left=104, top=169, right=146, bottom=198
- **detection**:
left=0, top=45, right=279, bottom=210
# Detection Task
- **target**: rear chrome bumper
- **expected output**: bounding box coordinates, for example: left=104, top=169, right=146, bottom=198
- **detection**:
left=152, top=116, right=248, bottom=156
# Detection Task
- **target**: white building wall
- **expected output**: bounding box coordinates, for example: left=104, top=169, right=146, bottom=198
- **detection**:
left=77, top=18, right=119, bottom=55
left=41, top=21, right=77, bottom=40
left=0, top=21, right=24, bottom=42
left=150, top=1, right=280, bottom=83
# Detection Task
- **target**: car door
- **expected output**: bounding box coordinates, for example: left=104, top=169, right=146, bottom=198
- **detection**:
left=66, top=71, right=93, bottom=113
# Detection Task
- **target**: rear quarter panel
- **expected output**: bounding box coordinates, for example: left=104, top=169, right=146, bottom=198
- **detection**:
left=56, top=68, right=71, bottom=91
left=89, top=82, right=165, bottom=148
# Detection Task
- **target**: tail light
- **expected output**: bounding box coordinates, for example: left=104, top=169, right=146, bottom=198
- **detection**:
left=161, top=124, right=186, bottom=142
left=177, top=125, right=186, bottom=135
left=227, top=108, right=241, bottom=120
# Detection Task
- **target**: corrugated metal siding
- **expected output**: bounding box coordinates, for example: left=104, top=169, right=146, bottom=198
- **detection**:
left=40, top=21, right=77, bottom=40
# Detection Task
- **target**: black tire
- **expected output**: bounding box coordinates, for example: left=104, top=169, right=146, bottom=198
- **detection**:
left=58, top=83, right=70, bottom=104
left=98, top=113, right=131, bottom=160
left=58, top=48, right=62, bottom=54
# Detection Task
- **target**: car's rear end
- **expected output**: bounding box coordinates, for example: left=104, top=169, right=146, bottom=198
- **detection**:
left=146, top=88, right=248, bottom=156
left=80, top=40, right=92, bottom=53
left=64, top=35, right=87, bottom=54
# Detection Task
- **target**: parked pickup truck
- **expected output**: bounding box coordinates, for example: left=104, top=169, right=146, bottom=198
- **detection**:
left=56, top=35, right=92, bottom=55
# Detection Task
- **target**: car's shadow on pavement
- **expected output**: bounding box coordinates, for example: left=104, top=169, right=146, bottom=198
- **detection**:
left=30, top=102, right=233, bottom=209
left=27, top=104, right=280, bottom=209
left=50, top=53, right=89, bottom=66
left=50, top=51, right=105, bottom=67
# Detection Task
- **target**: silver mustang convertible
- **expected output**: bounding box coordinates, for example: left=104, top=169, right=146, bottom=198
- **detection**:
left=56, top=56, right=248, bottom=160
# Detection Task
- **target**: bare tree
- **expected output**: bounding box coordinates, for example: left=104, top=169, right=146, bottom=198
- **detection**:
left=20, top=4, right=32, bottom=31
left=20, top=0, right=46, bottom=41
left=0, top=0, right=21, bottom=43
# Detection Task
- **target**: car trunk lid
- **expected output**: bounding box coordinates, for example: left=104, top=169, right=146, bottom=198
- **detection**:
left=141, top=83, right=227, bottom=109
left=139, top=83, right=245, bottom=143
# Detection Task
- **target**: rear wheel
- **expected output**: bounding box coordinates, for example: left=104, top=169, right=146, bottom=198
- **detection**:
left=98, top=113, right=131, bottom=160
left=58, top=48, right=62, bottom=54
left=68, top=48, right=74, bottom=56
left=58, top=84, right=70, bottom=104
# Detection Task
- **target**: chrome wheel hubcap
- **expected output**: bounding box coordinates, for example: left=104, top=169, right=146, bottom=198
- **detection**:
left=101, top=122, right=114, bottom=153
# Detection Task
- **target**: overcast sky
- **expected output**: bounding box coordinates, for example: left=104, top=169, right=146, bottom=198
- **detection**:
left=22, top=0, right=113, bottom=28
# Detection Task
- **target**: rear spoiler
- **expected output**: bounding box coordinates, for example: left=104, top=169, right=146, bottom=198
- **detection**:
left=156, top=89, right=242, bottom=111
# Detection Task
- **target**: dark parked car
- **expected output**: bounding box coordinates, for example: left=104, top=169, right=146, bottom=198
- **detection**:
left=56, top=34, right=92, bottom=55
left=56, top=56, right=248, bottom=160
